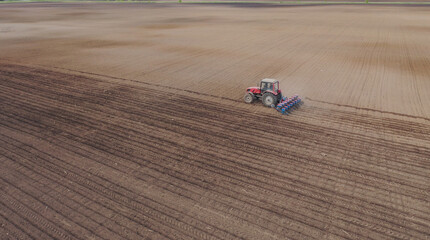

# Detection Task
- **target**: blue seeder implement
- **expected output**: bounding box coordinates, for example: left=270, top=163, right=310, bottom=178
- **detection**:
left=273, top=94, right=303, bottom=115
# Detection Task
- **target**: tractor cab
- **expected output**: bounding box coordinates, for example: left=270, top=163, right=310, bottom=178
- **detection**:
left=244, top=78, right=282, bottom=107
left=260, top=79, right=279, bottom=93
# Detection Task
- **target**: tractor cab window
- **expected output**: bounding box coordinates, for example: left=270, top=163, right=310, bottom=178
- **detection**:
left=261, top=82, right=273, bottom=91
left=274, top=82, right=279, bottom=91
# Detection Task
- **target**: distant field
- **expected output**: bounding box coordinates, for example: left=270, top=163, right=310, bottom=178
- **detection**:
left=1, top=3, right=429, bottom=240
left=1, top=3, right=429, bottom=118
left=1, top=0, right=430, bottom=3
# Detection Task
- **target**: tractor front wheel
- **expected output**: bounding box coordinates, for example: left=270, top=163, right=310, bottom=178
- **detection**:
left=262, top=93, right=276, bottom=107
left=244, top=93, right=256, bottom=104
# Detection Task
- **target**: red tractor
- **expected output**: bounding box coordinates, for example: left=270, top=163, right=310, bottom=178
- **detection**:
left=244, top=78, right=282, bottom=107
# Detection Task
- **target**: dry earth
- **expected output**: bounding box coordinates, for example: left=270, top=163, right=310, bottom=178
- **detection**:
left=0, top=3, right=430, bottom=240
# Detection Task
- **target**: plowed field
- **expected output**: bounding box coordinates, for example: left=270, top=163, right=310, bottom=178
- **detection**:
left=1, top=3, right=430, bottom=240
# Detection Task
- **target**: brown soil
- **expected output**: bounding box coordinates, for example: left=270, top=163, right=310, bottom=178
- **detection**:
left=1, top=3, right=429, bottom=240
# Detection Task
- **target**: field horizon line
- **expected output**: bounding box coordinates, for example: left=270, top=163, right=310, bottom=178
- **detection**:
left=1, top=0, right=430, bottom=4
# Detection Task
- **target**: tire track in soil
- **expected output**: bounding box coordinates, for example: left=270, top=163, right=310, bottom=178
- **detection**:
left=1, top=63, right=429, bottom=239
left=0, top=151, right=164, bottom=240
left=2, top=95, right=426, bottom=240
left=0, top=211, right=33, bottom=240
left=0, top=177, right=98, bottom=240
left=0, top=116, right=316, bottom=240
left=0, top=193, right=71, bottom=240
left=0, top=167, right=125, bottom=240
left=0, top=140, right=220, bottom=240
left=0, top=109, right=264, bottom=240
left=306, top=97, right=430, bottom=122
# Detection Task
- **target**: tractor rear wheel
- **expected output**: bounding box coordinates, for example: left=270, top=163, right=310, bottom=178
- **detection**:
left=262, top=93, right=276, bottom=107
left=244, top=93, right=256, bottom=104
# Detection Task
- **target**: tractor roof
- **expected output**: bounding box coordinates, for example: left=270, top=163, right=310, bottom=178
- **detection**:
left=261, top=78, right=278, bottom=83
